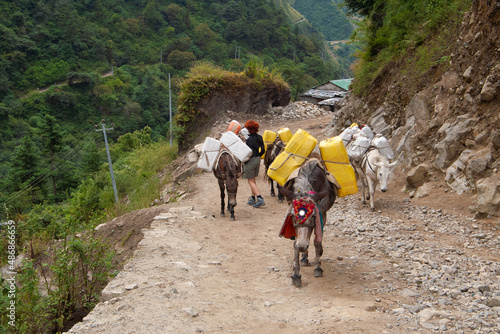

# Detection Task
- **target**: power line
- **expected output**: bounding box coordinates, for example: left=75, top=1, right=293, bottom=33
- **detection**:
left=95, top=121, right=118, bottom=204
left=0, top=129, right=98, bottom=196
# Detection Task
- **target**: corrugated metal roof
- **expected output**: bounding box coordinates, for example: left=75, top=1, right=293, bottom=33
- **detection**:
left=329, top=78, right=352, bottom=91
left=318, top=97, right=343, bottom=106
left=301, top=89, right=346, bottom=99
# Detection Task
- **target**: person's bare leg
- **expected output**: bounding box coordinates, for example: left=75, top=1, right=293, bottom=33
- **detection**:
left=248, top=178, right=260, bottom=197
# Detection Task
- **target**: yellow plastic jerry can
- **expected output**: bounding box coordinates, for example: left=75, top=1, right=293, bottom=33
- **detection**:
left=261, top=130, right=277, bottom=158
left=319, top=136, right=358, bottom=197
left=278, top=128, right=293, bottom=144
left=267, top=129, right=317, bottom=186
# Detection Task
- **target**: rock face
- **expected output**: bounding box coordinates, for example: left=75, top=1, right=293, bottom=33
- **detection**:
left=178, top=84, right=290, bottom=152
left=325, top=1, right=500, bottom=218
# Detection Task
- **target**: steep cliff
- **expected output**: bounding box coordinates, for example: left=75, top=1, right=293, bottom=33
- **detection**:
left=327, top=0, right=500, bottom=217
left=177, top=80, right=290, bottom=152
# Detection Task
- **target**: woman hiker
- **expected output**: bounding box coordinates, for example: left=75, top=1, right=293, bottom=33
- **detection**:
left=243, top=120, right=266, bottom=208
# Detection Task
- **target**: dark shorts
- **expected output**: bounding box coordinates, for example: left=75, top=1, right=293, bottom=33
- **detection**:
left=243, top=156, right=261, bottom=179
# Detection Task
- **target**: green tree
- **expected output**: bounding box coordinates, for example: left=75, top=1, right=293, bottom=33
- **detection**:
left=5, top=134, right=44, bottom=213
left=38, top=114, right=64, bottom=198
left=193, top=23, right=217, bottom=49
left=280, top=60, right=317, bottom=100
left=167, top=50, right=196, bottom=70
left=81, top=140, right=102, bottom=175
left=143, top=0, right=163, bottom=29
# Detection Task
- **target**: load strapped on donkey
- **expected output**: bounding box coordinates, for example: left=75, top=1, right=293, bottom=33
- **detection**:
left=265, top=128, right=358, bottom=286
left=196, top=120, right=252, bottom=220
left=342, top=123, right=397, bottom=211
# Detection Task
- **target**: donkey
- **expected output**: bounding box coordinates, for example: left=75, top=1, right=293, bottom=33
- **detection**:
left=213, top=151, right=242, bottom=220
left=351, top=148, right=397, bottom=211
left=263, top=137, right=286, bottom=202
left=278, top=158, right=337, bottom=287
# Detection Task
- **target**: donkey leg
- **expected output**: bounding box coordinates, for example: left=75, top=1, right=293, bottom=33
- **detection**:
left=300, top=250, right=310, bottom=266
left=291, top=242, right=302, bottom=287
left=313, top=240, right=324, bottom=277
left=277, top=182, right=284, bottom=203
left=218, top=180, right=225, bottom=217
left=229, top=205, right=235, bottom=221
left=361, top=177, right=367, bottom=204
left=367, top=177, right=376, bottom=211
left=270, top=180, right=276, bottom=197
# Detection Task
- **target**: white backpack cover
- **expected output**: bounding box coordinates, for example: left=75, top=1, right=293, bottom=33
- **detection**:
left=372, top=134, right=395, bottom=160
left=197, top=137, right=222, bottom=171
left=220, top=131, right=253, bottom=162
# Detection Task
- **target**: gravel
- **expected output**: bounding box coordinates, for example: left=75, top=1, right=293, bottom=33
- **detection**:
left=325, top=195, right=500, bottom=333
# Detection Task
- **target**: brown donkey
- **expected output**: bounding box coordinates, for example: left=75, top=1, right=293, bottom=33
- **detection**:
left=213, top=151, right=242, bottom=221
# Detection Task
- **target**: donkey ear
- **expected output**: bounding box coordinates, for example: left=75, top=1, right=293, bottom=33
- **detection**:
left=277, top=184, right=295, bottom=201
left=311, top=190, right=329, bottom=203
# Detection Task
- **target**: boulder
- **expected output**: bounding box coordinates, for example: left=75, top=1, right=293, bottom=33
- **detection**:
left=406, top=164, right=430, bottom=189
left=434, top=115, right=477, bottom=170
left=475, top=173, right=500, bottom=217
left=480, top=65, right=500, bottom=102
left=405, top=93, right=430, bottom=136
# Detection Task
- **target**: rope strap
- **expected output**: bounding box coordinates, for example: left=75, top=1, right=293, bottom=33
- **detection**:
left=268, top=151, right=310, bottom=171
left=321, top=159, right=351, bottom=165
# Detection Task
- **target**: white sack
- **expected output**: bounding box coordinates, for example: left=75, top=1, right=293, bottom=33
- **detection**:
left=220, top=131, right=252, bottom=162
left=347, top=135, right=371, bottom=161
left=197, top=137, right=222, bottom=171
left=372, top=134, right=395, bottom=160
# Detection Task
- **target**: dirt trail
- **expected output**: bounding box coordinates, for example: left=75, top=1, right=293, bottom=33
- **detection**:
left=67, top=165, right=394, bottom=334
left=66, top=113, right=498, bottom=334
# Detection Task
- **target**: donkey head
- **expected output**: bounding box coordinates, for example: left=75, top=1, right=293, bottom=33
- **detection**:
left=278, top=185, right=328, bottom=252
left=224, top=170, right=240, bottom=207
left=373, top=160, right=397, bottom=192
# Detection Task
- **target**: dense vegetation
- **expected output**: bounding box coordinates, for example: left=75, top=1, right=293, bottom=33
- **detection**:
left=343, top=0, right=473, bottom=94
left=0, top=0, right=354, bottom=219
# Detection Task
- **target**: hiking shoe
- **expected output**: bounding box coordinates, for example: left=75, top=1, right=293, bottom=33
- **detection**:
left=247, top=196, right=256, bottom=205
left=253, top=197, right=266, bottom=208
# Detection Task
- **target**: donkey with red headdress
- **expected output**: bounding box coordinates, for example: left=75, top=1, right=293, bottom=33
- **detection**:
left=278, top=156, right=337, bottom=287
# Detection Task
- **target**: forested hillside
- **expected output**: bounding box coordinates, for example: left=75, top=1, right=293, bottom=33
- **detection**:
left=0, top=0, right=352, bottom=220
left=292, top=0, right=353, bottom=41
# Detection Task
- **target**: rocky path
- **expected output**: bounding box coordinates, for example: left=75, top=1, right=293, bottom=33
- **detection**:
left=66, top=162, right=500, bottom=334
left=66, top=106, right=499, bottom=333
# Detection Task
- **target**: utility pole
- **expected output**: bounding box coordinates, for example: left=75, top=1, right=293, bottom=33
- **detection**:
left=96, top=121, right=119, bottom=203
left=169, top=73, right=172, bottom=146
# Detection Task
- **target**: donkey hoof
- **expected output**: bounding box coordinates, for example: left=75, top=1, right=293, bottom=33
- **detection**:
left=230, top=216, right=235, bottom=221
left=314, top=268, right=324, bottom=277
left=300, top=259, right=310, bottom=267
left=370, top=207, right=375, bottom=212
left=278, top=199, right=283, bottom=203
left=291, top=275, right=302, bottom=287
left=220, top=212, right=225, bottom=217
left=270, top=192, right=276, bottom=197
